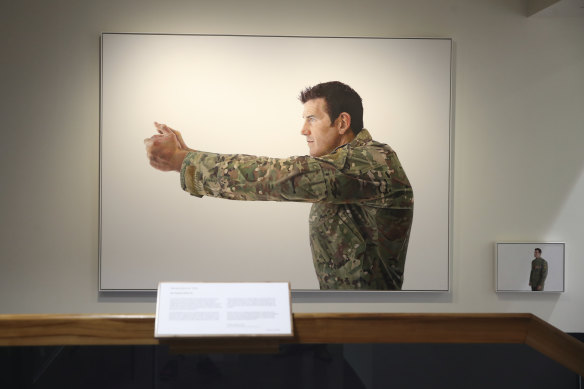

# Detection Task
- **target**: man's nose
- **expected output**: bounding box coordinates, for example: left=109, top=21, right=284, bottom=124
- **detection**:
left=300, top=124, right=310, bottom=135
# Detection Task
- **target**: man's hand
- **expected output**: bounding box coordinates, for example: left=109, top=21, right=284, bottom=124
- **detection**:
left=144, top=122, right=192, bottom=172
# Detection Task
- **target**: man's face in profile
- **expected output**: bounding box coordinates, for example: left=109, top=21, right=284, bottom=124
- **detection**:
left=301, top=98, right=344, bottom=157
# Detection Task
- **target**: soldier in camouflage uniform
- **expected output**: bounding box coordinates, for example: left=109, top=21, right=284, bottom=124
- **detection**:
left=145, top=81, right=414, bottom=290
left=529, top=248, right=548, bottom=291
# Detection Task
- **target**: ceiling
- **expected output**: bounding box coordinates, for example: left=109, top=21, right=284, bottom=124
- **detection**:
left=527, top=0, right=584, bottom=16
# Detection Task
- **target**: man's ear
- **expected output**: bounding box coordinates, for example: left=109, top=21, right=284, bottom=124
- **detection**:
left=336, top=112, right=352, bottom=134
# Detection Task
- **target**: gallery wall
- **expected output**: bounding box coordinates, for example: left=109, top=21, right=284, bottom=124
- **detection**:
left=1, top=0, right=583, bottom=331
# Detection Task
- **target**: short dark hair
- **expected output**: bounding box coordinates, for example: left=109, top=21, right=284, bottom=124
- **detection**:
left=535, top=248, right=542, bottom=254
left=299, top=81, right=364, bottom=135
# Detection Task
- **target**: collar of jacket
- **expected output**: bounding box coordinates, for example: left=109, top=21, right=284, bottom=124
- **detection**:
left=314, top=129, right=372, bottom=169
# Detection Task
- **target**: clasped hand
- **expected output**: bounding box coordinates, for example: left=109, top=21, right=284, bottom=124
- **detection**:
left=144, top=122, right=193, bottom=172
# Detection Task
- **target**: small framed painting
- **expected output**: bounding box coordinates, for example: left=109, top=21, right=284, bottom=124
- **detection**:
left=495, top=242, right=565, bottom=293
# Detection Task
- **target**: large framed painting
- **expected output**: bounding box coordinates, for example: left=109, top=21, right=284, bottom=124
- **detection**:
left=100, top=34, right=452, bottom=292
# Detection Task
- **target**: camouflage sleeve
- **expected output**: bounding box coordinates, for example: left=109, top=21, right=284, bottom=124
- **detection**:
left=179, top=149, right=406, bottom=205
left=180, top=151, right=327, bottom=202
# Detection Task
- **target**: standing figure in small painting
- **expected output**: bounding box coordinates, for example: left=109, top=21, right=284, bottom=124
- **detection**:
left=529, top=248, right=548, bottom=291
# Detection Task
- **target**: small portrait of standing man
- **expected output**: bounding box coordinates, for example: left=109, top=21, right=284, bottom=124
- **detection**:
left=529, top=248, right=548, bottom=291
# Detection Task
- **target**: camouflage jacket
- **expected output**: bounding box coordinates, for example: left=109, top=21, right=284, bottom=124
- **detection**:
left=180, top=129, right=414, bottom=290
left=529, top=257, right=548, bottom=289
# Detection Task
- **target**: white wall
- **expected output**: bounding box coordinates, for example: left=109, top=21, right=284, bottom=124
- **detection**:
left=1, top=0, right=583, bottom=331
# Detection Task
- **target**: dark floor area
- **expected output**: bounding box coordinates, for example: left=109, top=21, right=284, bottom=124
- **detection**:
left=1, top=339, right=582, bottom=389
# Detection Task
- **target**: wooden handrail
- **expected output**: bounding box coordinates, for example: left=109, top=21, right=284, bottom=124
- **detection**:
left=0, top=313, right=582, bottom=376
